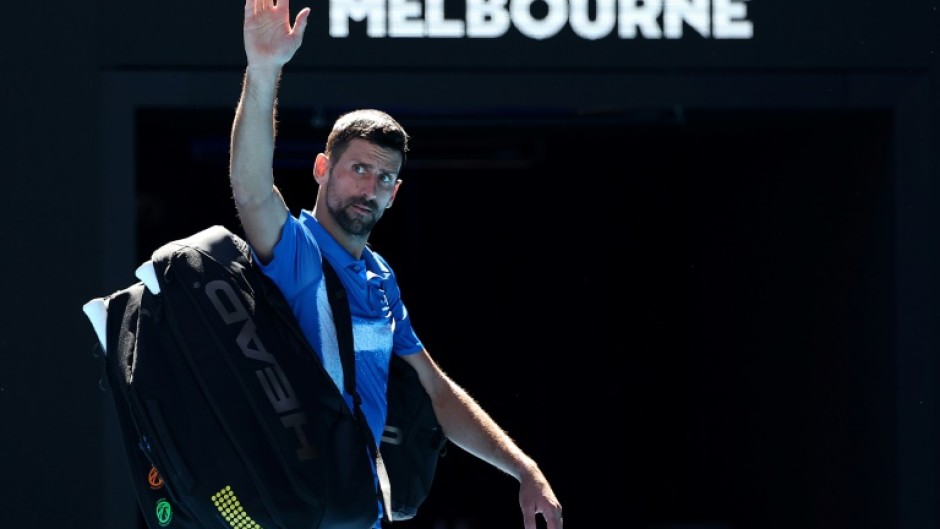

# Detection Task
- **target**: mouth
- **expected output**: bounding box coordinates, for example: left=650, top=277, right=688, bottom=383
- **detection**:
left=349, top=202, right=375, bottom=216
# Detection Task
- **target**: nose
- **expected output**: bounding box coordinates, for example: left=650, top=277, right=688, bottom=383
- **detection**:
left=358, top=171, right=380, bottom=199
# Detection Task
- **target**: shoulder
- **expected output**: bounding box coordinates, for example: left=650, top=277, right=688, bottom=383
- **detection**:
left=258, top=214, right=325, bottom=287
left=269, top=212, right=325, bottom=257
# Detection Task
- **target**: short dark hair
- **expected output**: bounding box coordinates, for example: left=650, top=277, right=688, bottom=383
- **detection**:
left=325, top=109, right=410, bottom=167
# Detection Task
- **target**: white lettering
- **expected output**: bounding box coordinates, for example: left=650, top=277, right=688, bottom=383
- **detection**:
left=382, top=425, right=403, bottom=445
left=663, top=0, right=710, bottom=38
left=389, top=0, right=425, bottom=36
left=328, top=0, right=753, bottom=39
left=569, top=0, right=616, bottom=39
left=330, top=0, right=386, bottom=37
left=467, top=0, right=511, bottom=37
left=205, top=279, right=314, bottom=462
left=426, top=0, right=465, bottom=36
left=235, top=317, right=277, bottom=365
left=619, top=0, right=662, bottom=39
left=713, top=0, right=752, bottom=39
left=511, top=0, right=568, bottom=40
left=205, top=281, right=249, bottom=325
left=257, top=364, right=301, bottom=413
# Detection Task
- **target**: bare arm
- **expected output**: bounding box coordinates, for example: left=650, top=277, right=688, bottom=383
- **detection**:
left=401, top=350, right=564, bottom=529
left=230, top=0, right=310, bottom=261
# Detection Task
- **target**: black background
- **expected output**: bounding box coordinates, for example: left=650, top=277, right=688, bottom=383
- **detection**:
left=1, top=1, right=938, bottom=528
left=135, top=106, right=896, bottom=529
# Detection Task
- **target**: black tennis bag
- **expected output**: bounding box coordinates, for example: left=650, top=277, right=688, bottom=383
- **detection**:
left=89, top=225, right=446, bottom=529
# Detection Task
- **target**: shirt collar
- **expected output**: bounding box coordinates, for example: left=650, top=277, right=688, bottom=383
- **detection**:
left=300, top=210, right=380, bottom=273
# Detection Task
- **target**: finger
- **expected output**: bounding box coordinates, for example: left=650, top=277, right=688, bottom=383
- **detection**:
left=522, top=509, right=537, bottom=529
left=545, top=510, right=563, bottom=529
left=293, top=7, right=311, bottom=37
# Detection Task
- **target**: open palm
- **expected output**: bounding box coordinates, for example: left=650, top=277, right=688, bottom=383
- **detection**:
left=244, top=0, right=310, bottom=67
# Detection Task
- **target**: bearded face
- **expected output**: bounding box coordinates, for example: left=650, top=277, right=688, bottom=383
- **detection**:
left=326, top=182, right=383, bottom=236
left=319, top=139, right=402, bottom=238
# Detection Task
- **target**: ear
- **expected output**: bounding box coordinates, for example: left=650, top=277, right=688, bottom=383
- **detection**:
left=314, top=153, right=330, bottom=184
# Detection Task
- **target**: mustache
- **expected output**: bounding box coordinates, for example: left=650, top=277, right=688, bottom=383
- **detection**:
left=350, top=199, right=380, bottom=212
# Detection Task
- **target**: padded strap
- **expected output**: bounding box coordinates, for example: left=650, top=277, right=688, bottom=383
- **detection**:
left=322, top=258, right=394, bottom=522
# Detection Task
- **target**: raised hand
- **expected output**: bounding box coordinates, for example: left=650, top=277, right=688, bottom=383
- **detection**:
left=243, top=0, right=311, bottom=69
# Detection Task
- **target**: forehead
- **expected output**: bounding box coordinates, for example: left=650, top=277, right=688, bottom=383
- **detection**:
left=335, top=138, right=403, bottom=172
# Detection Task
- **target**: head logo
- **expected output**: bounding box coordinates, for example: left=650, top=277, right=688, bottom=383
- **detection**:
left=148, top=466, right=165, bottom=490
left=205, top=280, right=316, bottom=461
left=155, top=498, right=173, bottom=527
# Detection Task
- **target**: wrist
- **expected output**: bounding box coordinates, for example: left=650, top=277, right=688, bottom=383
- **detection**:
left=245, top=64, right=283, bottom=82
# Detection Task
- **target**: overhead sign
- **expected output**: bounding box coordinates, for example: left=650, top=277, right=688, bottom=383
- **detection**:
left=102, top=0, right=928, bottom=72
left=328, top=0, right=753, bottom=40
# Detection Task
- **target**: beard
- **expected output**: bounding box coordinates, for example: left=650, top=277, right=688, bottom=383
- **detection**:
left=327, top=191, right=381, bottom=237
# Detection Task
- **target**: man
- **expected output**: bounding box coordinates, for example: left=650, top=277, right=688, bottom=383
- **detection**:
left=229, top=0, right=564, bottom=528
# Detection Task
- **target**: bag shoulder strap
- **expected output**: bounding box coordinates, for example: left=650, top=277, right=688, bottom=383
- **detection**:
left=321, top=258, right=394, bottom=523
left=321, top=260, right=357, bottom=398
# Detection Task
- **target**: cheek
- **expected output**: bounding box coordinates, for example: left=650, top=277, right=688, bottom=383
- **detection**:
left=327, top=171, right=351, bottom=192
left=327, top=173, right=363, bottom=203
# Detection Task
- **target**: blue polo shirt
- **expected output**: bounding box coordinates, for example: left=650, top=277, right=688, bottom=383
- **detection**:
left=257, top=210, right=424, bottom=448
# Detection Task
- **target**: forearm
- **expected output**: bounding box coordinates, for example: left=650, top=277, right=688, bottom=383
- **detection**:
left=230, top=65, right=282, bottom=208
left=434, top=376, right=537, bottom=481
left=229, top=65, right=292, bottom=258
left=436, top=381, right=563, bottom=528
left=399, top=316, right=563, bottom=526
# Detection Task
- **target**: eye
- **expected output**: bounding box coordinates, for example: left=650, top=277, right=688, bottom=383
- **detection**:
left=353, top=164, right=366, bottom=174
left=378, top=173, right=394, bottom=185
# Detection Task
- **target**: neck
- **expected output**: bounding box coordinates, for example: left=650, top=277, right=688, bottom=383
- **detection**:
left=312, top=202, right=369, bottom=259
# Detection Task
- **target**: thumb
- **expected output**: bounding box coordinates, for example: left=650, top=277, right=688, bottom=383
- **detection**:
left=293, top=7, right=311, bottom=38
